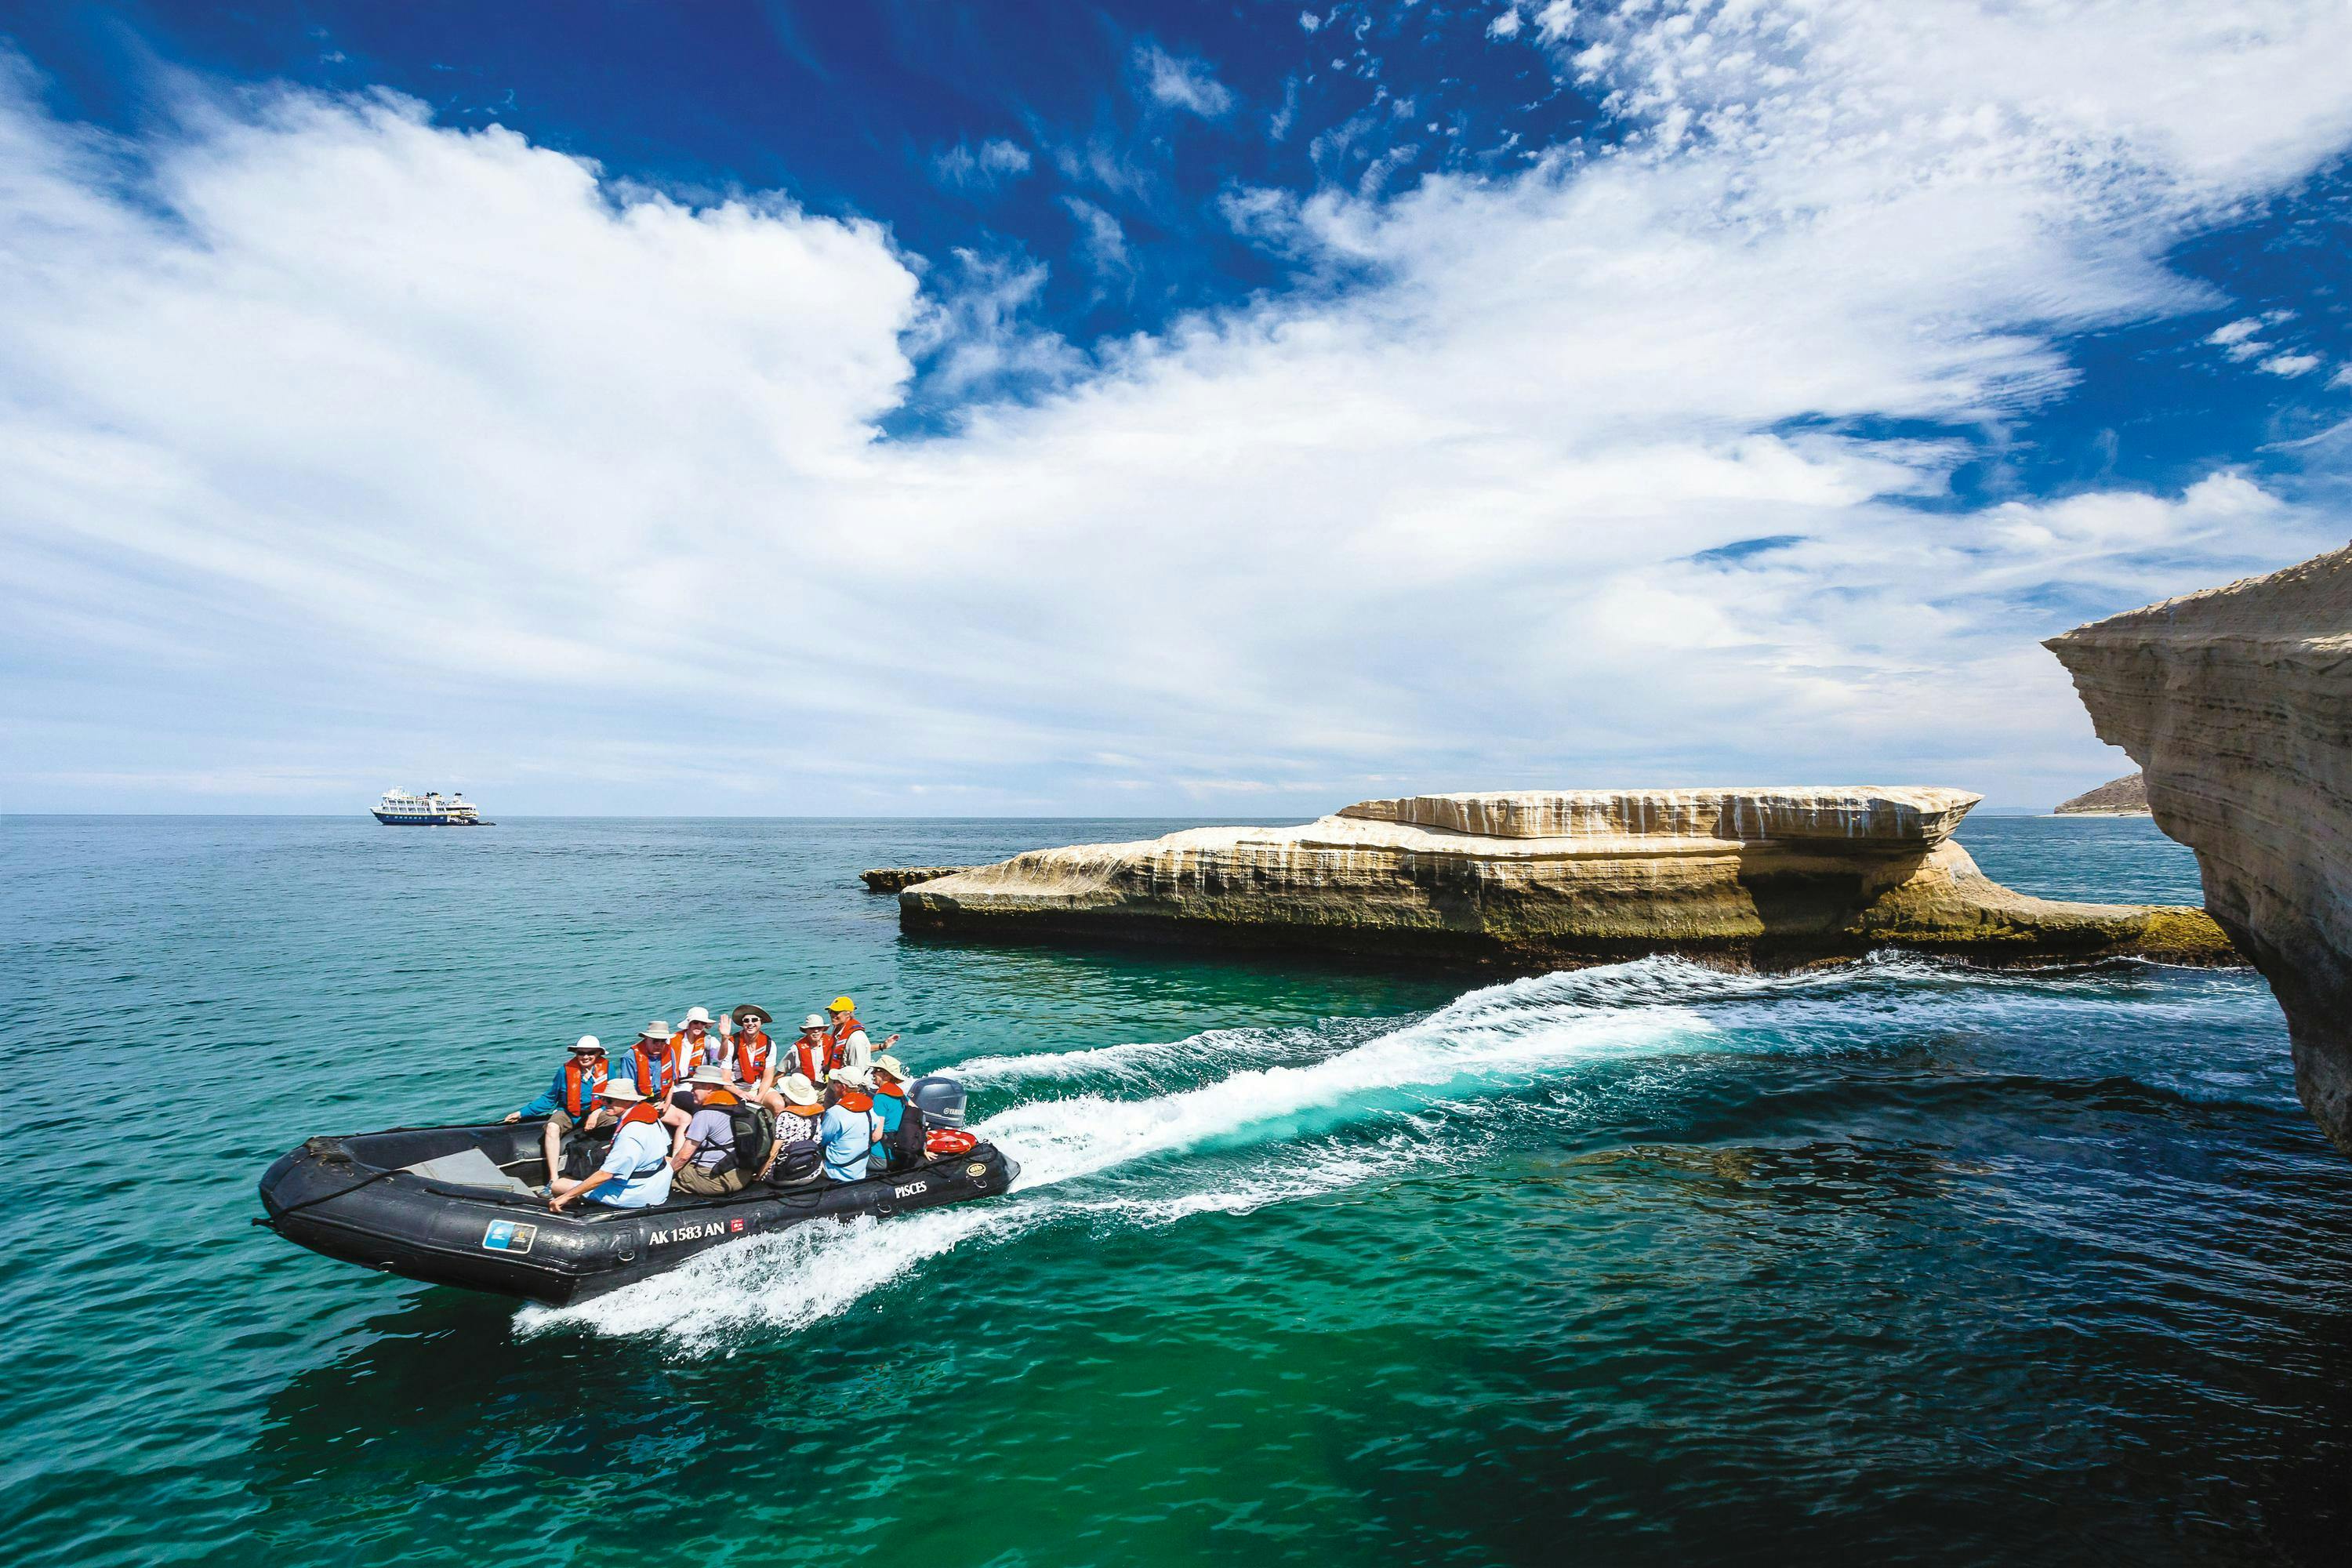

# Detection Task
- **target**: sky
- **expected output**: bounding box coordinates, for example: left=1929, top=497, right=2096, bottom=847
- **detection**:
left=4, top=1, right=2351, bottom=816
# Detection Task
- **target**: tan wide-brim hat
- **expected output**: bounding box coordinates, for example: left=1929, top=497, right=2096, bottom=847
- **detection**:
left=734, top=1004, right=772, bottom=1027
left=779, top=1073, right=821, bottom=1108
left=873, top=1053, right=908, bottom=1082
left=639, top=1022, right=669, bottom=1040
left=688, top=1064, right=730, bottom=1087
left=682, top=1006, right=713, bottom=1027
left=801, top=1014, right=826, bottom=1032
left=597, top=1079, right=646, bottom=1103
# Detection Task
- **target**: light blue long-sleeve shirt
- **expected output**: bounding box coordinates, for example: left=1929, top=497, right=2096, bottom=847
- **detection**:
left=820, top=1103, right=884, bottom=1181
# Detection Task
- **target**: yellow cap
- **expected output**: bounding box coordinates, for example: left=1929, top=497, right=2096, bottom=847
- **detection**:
left=829, top=995, right=855, bottom=1012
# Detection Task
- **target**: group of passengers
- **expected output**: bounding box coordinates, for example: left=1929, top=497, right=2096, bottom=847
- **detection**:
left=503, top=996, right=924, bottom=1212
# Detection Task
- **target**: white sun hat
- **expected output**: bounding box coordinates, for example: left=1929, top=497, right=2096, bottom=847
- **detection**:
left=801, top=1013, right=826, bottom=1031
left=829, top=1065, right=874, bottom=1091
left=682, top=1007, right=713, bottom=1026
left=779, top=1073, right=822, bottom=1107
left=569, top=1035, right=604, bottom=1054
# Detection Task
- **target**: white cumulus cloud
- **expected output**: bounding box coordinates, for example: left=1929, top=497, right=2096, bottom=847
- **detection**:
left=5, top=2, right=2352, bottom=812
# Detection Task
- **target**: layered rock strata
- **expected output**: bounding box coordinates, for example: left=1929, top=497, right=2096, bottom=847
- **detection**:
left=860, top=866, right=975, bottom=893
left=2047, top=545, right=2352, bottom=1154
left=2054, top=773, right=2149, bottom=815
left=900, top=787, right=2228, bottom=967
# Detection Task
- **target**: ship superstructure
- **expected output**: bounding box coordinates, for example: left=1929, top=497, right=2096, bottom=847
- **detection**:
left=372, top=789, right=490, bottom=826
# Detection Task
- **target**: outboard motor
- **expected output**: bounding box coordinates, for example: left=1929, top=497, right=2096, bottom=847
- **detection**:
left=906, top=1075, right=967, bottom=1130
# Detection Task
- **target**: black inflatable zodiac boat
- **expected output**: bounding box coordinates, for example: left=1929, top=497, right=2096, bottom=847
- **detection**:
left=257, top=1088, right=1017, bottom=1305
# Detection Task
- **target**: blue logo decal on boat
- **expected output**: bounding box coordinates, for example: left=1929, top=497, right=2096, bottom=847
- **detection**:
left=481, top=1221, right=537, bottom=1254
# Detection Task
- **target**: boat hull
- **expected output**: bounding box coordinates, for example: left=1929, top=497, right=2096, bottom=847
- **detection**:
left=258, top=1122, right=1019, bottom=1305
left=371, top=812, right=490, bottom=826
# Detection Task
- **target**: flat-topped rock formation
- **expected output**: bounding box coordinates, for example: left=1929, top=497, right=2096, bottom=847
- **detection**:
left=900, top=786, right=2230, bottom=967
left=2054, top=773, right=2149, bottom=815
left=860, top=866, right=976, bottom=893
left=2048, top=545, right=2352, bottom=1153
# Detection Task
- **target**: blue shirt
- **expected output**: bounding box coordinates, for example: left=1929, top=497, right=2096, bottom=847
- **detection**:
left=586, top=1120, right=673, bottom=1207
left=871, top=1088, right=905, bottom=1160
left=820, top=1103, right=882, bottom=1181
left=513, top=1060, right=608, bottom=1120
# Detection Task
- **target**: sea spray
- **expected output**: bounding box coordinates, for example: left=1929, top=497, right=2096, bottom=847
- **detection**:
left=517, top=953, right=2268, bottom=1347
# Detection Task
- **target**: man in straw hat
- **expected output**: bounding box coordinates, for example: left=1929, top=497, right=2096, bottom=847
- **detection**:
left=731, top=1004, right=776, bottom=1088
left=819, top=1065, right=886, bottom=1182
left=548, top=1077, right=674, bottom=1211
left=625, top=1021, right=696, bottom=1131
left=504, top=1034, right=615, bottom=1186
left=670, top=1064, right=758, bottom=1196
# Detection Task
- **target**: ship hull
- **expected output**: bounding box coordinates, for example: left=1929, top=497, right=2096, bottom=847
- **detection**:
left=372, top=812, right=489, bottom=826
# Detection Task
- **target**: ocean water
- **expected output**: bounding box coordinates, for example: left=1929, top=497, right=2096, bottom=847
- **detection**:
left=5, top=814, right=2351, bottom=1566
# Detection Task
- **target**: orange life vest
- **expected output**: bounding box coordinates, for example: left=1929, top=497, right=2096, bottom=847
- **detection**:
left=835, top=1087, right=874, bottom=1113
left=616, top=1101, right=666, bottom=1131
left=702, top=1087, right=742, bottom=1108
left=876, top=1080, right=903, bottom=1101
left=560, top=1054, right=608, bottom=1118
left=735, top=1029, right=774, bottom=1081
left=632, top=1039, right=678, bottom=1098
left=826, top=1014, right=863, bottom=1056
left=789, top=1033, right=836, bottom=1083
left=670, top=1029, right=714, bottom=1072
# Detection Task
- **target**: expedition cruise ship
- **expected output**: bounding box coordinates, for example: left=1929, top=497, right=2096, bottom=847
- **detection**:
left=372, top=789, right=491, bottom=826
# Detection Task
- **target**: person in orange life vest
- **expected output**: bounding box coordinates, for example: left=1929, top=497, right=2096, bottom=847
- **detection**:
left=670, top=1065, right=754, bottom=1197
left=730, top=1004, right=775, bottom=1088
left=869, top=1053, right=913, bottom=1167
left=823, top=996, right=899, bottom=1073
left=626, top=1021, right=696, bottom=1138
left=819, top=1067, right=886, bottom=1181
left=786, top=1013, right=836, bottom=1085
left=670, top=1007, right=721, bottom=1087
left=548, top=1078, right=675, bottom=1211
left=503, top=1034, right=614, bottom=1185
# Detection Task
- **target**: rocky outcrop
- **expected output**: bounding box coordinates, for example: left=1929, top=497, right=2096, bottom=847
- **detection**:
left=860, top=866, right=975, bottom=893
left=2047, top=545, right=2352, bottom=1154
left=900, top=786, right=2229, bottom=967
left=2055, top=773, right=2149, bottom=815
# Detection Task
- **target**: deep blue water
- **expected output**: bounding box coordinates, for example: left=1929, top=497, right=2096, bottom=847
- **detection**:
left=3, top=813, right=2350, bottom=1566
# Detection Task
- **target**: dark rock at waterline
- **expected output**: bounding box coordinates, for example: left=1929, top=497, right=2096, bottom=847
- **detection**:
left=2049, top=544, right=2352, bottom=1156
left=860, top=866, right=977, bottom=893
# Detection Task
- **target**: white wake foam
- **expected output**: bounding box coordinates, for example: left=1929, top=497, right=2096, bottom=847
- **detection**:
left=517, top=956, right=1933, bottom=1347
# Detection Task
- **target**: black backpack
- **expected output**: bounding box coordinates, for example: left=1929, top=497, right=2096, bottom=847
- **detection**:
left=708, top=1103, right=775, bottom=1176
left=764, top=1138, right=824, bottom=1185
left=889, top=1101, right=927, bottom=1167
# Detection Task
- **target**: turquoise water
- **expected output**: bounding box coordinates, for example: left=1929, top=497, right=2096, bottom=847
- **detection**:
left=6, top=815, right=2352, bottom=1566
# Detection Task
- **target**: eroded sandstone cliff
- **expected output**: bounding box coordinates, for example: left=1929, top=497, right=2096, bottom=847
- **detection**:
left=901, top=786, right=2228, bottom=968
left=2047, top=545, right=2352, bottom=1153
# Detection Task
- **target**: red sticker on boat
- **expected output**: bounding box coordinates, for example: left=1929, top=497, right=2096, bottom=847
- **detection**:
left=730, top=1218, right=744, bottom=1232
